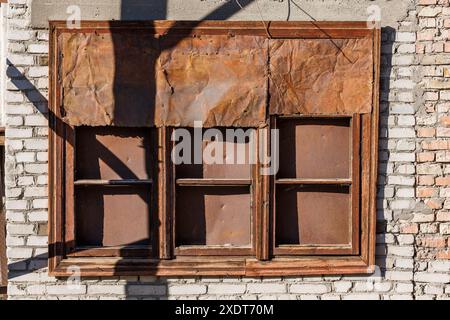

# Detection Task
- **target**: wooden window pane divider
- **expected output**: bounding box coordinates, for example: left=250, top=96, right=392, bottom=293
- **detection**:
left=74, top=179, right=153, bottom=186
left=67, top=246, right=153, bottom=258
left=275, top=178, right=352, bottom=185
left=175, top=178, right=252, bottom=186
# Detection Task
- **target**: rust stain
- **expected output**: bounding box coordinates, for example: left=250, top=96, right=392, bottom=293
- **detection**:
left=156, top=35, right=267, bottom=127
left=269, top=37, right=373, bottom=115
left=61, top=31, right=158, bottom=126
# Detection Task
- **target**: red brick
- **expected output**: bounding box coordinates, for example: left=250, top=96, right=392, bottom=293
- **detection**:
left=436, top=176, right=450, bottom=186
left=437, top=250, right=450, bottom=260
left=418, top=128, right=435, bottom=138
left=420, top=236, right=447, bottom=248
left=417, top=187, right=438, bottom=197
left=419, top=175, right=435, bottom=186
left=422, top=140, right=448, bottom=150
left=425, top=198, right=443, bottom=209
left=417, top=152, right=435, bottom=162
left=440, top=115, right=450, bottom=127
left=400, top=223, right=419, bottom=234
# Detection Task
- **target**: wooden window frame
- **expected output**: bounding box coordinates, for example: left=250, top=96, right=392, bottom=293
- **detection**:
left=63, top=126, right=158, bottom=259
left=169, top=127, right=261, bottom=257
left=48, top=21, right=380, bottom=277
left=271, top=115, right=360, bottom=256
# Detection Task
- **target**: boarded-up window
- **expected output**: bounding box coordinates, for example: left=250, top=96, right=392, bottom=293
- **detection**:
left=49, top=21, right=380, bottom=277
left=173, top=128, right=255, bottom=256
left=66, top=127, right=156, bottom=257
left=274, top=117, right=359, bottom=255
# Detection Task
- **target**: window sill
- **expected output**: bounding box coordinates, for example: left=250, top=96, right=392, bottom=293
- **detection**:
left=50, top=255, right=375, bottom=277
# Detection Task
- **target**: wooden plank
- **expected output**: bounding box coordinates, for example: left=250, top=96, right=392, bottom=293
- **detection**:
left=66, top=246, right=153, bottom=258
left=50, top=21, right=373, bottom=39
left=174, top=246, right=253, bottom=257
left=48, top=24, right=64, bottom=273
left=273, top=246, right=353, bottom=256
left=367, top=27, right=381, bottom=268
left=360, top=114, right=372, bottom=264
left=176, top=178, right=251, bottom=186
left=158, top=126, right=171, bottom=260
left=74, top=179, right=153, bottom=186
left=275, top=178, right=352, bottom=185
left=256, top=126, right=270, bottom=261
left=245, top=257, right=373, bottom=277
left=351, top=114, right=361, bottom=255
left=50, top=256, right=373, bottom=277
left=64, top=125, right=75, bottom=253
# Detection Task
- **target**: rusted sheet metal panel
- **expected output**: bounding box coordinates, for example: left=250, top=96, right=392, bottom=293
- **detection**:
left=76, top=185, right=152, bottom=247
left=156, top=35, right=267, bottom=127
left=175, top=128, right=252, bottom=179
left=76, top=127, right=152, bottom=180
left=269, top=37, right=373, bottom=115
left=276, top=185, right=351, bottom=246
left=278, top=118, right=351, bottom=179
left=61, top=31, right=159, bottom=126
left=60, top=32, right=267, bottom=127
left=59, top=28, right=374, bottom=125
left=176, top=186, right=251, bottom=247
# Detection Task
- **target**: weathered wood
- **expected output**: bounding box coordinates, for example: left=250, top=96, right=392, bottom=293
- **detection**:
left=176, top=178, right=251, bottom=186
left=66, top=246, right=153, bottom=258
left=74, top=179, right=153, bottom=186
left=275, top=178, right=352, bottom=185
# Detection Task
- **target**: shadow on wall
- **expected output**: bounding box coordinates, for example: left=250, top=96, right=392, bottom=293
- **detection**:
left=6, top=0, right=395, bottom=300
left=376, top=26, right=395, bottom=276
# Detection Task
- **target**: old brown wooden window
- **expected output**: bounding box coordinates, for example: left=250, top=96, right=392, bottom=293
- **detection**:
left=172, top=128, right=258, bottom=257
left=273, top=116, right=359, bottom=255
left=49, top=21, right=380, bottom=276
left=65, top=127, right=157, bottom=258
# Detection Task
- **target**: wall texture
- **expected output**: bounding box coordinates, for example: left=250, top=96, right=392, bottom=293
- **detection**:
left=4, top=0, right=450, bottom=300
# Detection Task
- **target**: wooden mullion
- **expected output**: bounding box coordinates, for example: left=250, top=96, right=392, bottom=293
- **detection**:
left=255, top=127, right=268, bottom=261
left=64, top=125, right=75, bottom=254
left=270, top=116, right=277, bottom=260
left=176, top=178, right=251, bottom=186
left=74, top=179, right=153, bottom=186
left=158, top=126, right=172, bottom=260
left=351, top=114, right=361, bottom=255
left=275, top=178, right=352, bottom=185
left=174, top=246, right=253, bottom=257
left=360, top=114, right=372, bottom=263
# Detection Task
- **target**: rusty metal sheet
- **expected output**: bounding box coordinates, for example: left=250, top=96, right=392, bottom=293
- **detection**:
left=156, top=35, right=267, bottom=127
left=276, top=185, right=351, bottom=246
left=60, top=32, right=267, bottom=127
left=61, top=31, right=159, bottom=126
left=176, top=187, right=251, bottom=246
left=278, top=118, right=351, bottom=179
left=76, top=185, right=152, bottom=247
left=175, top=128, right=252, bottom=179
left=76, top=127, right=152, bottom=180
left=269, top=37, right=373, bottom=115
